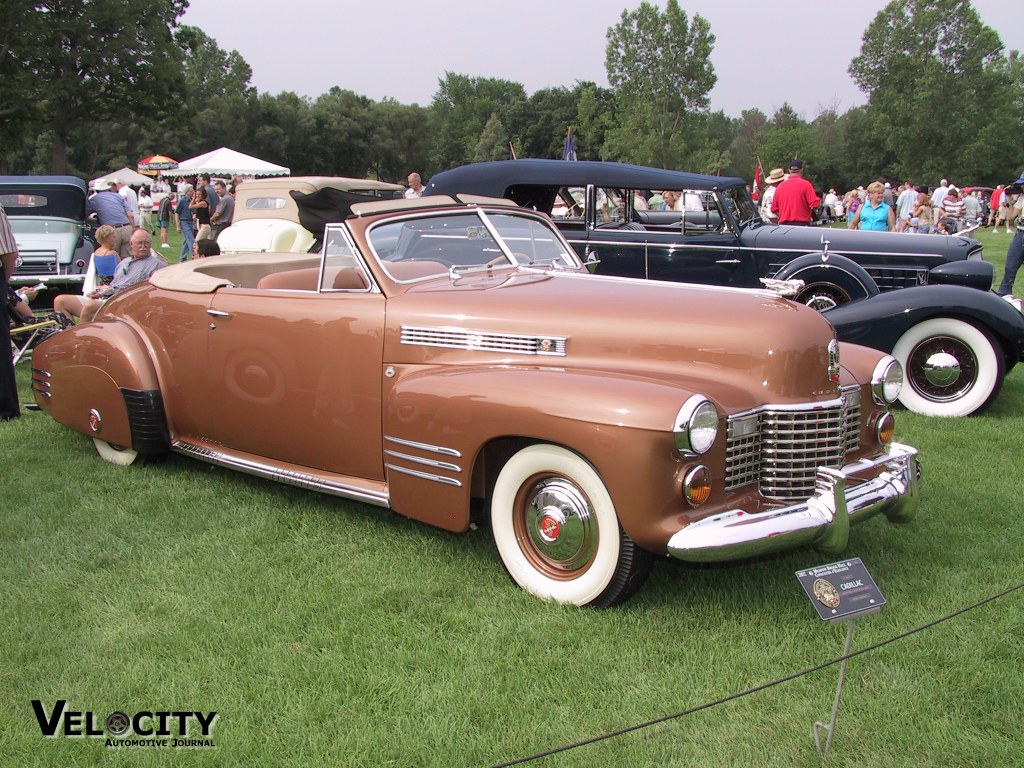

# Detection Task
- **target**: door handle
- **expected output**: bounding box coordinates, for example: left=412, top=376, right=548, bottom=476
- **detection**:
left=206, top=309, right=231, bottom=317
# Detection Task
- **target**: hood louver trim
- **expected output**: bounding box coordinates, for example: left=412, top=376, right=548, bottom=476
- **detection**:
left=401, top=326, right=566, bottom=356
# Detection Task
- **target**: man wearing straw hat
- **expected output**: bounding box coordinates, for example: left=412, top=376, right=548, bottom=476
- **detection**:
left=759, top=168, right=784, bottom=223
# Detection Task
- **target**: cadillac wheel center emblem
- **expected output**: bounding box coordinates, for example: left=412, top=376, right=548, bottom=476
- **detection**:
left=88, top=408, right=102, bottom=433
left=538, top=514, right=561, bottom=542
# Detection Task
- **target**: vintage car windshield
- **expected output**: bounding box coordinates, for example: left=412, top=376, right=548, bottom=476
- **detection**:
left=368, top=209, right=579, bottom=281
left=720, top=183, right=760, bottom=227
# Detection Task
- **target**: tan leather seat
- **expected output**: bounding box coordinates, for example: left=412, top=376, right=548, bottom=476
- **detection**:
left=256, top=268, right=320, bottom=291
left=332, top=268, right=369, bottom=290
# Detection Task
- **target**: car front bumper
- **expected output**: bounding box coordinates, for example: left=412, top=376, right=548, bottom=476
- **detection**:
left=666, top=442, right=920, bottom=562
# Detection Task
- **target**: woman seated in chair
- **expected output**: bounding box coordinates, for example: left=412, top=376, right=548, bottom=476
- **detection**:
left=89, top=225, right=120, bottom=285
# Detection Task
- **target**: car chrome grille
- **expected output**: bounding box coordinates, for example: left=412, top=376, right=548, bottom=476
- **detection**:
left=401, top=325, right=567, bottom=356
left=867, top=266, right=927, bottom=291
left=16, top=249, right=59, bottom=275
left=725, top=389, right=861, bottom=501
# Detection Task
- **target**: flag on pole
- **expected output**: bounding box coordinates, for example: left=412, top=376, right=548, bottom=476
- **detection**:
left=753, top=159, right=764, bottom=196
left=508, top=141, right=517, bottom=160
left=561, top=128, right=577, bottom=161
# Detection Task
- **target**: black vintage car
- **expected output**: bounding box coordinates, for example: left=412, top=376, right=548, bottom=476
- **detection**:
left=428, top=160, right=1024, bottom=417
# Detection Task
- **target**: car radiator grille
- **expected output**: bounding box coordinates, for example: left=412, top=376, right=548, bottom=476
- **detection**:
left=866, top=266, right=926, bottom=291
left=16, top=250, right=59, bottom=276
left=725, top=389, right=861, bottom=501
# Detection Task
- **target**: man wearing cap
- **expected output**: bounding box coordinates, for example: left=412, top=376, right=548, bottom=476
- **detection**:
left=771, top=159, right=820, bottom=226
left=996, top=173, right=1024, bottom=296
left=86, top=180, right=135, bottom=259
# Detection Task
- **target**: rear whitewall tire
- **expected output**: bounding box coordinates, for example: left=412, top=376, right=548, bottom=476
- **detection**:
left=93, top=439, right=140, bottom=466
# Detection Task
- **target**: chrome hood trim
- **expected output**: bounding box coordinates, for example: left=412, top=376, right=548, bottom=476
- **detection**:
left=401, top=325, right=567, bottom=356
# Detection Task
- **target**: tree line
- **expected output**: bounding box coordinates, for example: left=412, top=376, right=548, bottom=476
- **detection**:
left=2, top=0, right=1021, bottom=194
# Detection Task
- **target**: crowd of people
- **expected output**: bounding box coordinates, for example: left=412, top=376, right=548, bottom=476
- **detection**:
left=832, top=178, right=1015, bottom=235
left=21, top=172, right=236, bottom=331
left=757, top=164, right=1024, bottom=295
left=755, top=166, right=1020, bottom=237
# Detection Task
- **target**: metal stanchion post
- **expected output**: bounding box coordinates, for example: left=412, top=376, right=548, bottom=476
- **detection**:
left=813, top=617, right=858, bottom=755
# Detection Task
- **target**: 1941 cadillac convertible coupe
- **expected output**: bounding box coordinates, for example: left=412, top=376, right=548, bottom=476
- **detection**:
left=31, top=197, right=920, bottom=606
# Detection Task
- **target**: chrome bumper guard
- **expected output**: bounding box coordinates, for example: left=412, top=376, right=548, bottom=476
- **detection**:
left=667, top=442, right=920, bottom=563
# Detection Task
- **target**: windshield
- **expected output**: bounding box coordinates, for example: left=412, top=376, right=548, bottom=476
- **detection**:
left=721, top=184, right=759, bottom=227
left=369, top=209, right=579, bottom=281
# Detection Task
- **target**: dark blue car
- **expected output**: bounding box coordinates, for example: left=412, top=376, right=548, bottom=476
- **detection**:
left=428, top=160, right=1024, bottom=417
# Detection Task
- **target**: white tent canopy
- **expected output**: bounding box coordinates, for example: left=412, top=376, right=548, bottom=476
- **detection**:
left=172, top=147, right=290, bottom=178
left=90, top=166, right=153, bottom=189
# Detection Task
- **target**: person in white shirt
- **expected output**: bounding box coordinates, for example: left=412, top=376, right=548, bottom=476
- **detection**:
left=930, top=178, right=949, bottom=223
left=759, top=168, right=785, bottom=223
left=137, top=187, right=153, bottom=233
left=894, top=182, right=917, bottom=232
left=404, top=172, right=425, bottom=198
left=115, top=179, right=140, bottom=230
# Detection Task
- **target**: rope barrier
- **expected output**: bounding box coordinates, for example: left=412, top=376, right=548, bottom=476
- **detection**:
left=490, top=580, right=1024, bottom=767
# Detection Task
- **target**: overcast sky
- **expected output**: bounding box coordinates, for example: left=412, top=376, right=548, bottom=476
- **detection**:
left=180, top=0, right=1022, bottom=120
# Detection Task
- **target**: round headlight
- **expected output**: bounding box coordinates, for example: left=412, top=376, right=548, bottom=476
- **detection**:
left=872, top=356, right=903, bottom=405
left=674, top=397, right=719, bottom=455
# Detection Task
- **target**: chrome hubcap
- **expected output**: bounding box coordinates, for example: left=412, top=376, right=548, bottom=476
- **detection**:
left=922, top=352, right=961, bottom=387
left=909, top=336, right=976, bottom=401
left=525, top=479, right=596, bottom=571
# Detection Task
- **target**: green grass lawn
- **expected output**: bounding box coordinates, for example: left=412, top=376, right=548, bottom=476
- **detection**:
left=3, top=227, right=1024, bottom=766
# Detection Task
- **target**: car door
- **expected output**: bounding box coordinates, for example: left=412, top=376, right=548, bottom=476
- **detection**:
left=563, top=185, right=759, bottom=288
left=203, top=278, right=386, bottom=481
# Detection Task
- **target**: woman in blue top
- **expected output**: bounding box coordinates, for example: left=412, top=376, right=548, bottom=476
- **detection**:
left=849, top=181, right=894, bottom=231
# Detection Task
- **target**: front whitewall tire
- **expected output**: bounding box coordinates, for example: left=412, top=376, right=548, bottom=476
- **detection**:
left=892, top=317, right=1003, bottom=417
left=490, top=444, right=650, bottom=606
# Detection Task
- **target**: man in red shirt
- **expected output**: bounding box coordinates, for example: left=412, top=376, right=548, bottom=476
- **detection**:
left=771, top=159, right=821, bottom=225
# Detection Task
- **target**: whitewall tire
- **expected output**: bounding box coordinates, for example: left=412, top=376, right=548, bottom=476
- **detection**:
left=490, top=444, right=651, bottom=606
left=93, top=439, right=140, bottom=466
left=891, top=317, right=1003, bottom=417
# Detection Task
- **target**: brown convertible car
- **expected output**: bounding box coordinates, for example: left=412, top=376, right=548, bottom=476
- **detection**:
left=31, top=196, right=920, bottom=606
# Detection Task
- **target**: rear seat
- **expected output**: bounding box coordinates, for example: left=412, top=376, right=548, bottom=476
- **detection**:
left=256, top=268, right=320, bottom=291
left=255, top=266, right=370, bottom=291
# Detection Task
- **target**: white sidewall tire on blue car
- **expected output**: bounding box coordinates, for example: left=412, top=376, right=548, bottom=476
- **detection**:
left=490, top=444, right=649, bottom=607
left=891, top=317, right=1003, bottom=417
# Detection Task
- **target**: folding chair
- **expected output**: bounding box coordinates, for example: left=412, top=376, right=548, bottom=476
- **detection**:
left=9, top=305, right=59, bottom=364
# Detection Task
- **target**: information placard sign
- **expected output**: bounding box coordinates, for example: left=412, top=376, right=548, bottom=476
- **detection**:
left=796, top=558, right=885, bottom=622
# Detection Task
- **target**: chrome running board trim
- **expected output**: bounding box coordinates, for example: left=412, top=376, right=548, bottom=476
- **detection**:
left=172, top=440, right=389, bottom=507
